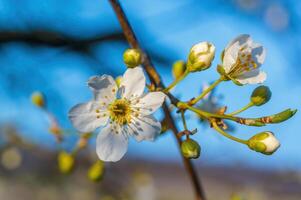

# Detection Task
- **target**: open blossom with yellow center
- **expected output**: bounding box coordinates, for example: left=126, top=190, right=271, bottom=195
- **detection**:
left=222, top=34, right=266, bottom=84
left=68, top=67, right=165, bottom=162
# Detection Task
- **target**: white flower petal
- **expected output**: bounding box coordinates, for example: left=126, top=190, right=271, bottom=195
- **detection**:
left=96, top=124, right=128, bottom=162
left=87, top=75, right=117, bottom=102
left=132, top=92, right=166, bottom=115
left=120, top=67, right=146, bottom=100
left=236, top=70, right=267, bottom=84
left=68, top=101, right=108, bottom=133
left=262, top=132, right=280, bottom=153
left=223, top=34, right=252, bottom=72
left=223, top=43, right=240, bottom=72
left=127, top=115, right=161, bottom=142
left=225, top=34, right=252, bottom=51
left=251, top=42, right=266, bottom=66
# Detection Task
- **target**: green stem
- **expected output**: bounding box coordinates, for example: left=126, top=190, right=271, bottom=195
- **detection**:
left=228, top=102, right=254, bottom=116
left=190, top=77, right=224, bottom=105
left=182, top=102, right=237, bottom=121
left=163, top=70, right=189, bottom=92
left=181, top=110, right=188, bottom=130
left=211, top=122, right=248, bottom=145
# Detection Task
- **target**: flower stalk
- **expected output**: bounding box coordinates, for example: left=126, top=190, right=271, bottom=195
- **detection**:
left=189, top=76, right=224, bottom=105
left=163, top=70, right=190, bottom=92
left=228, top=102, right=254, bottom=116
left=211, top=122, right=248, bottom=145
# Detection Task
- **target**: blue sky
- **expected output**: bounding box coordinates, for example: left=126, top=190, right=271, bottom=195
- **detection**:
left=0, top=0, right=300, bottom=170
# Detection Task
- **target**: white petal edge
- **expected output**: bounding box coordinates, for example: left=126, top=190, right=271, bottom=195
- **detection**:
left=68, top=101, right=108, bottom=133
left=225, top=34, right=252, bottom=51
left=127, top=115, right=161, bottom=142
left=87, top=75, right=117, bottom=102
left=236, top=70, right=267, bottom=85
left=132, top=92, right=166, bottom=115
left=120, top=67, right=146, bottom=100
left=251, top=42, right=266, bottom=66
left=96, top=124, right=128, bottom=162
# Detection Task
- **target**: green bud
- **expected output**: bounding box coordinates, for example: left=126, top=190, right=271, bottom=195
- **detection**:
left=268, top=109, right=297, bottom=123
left=172, top=60, right=186, bottom=79
left=187, top=42, right=215, bottom=72
left=181, top=139, right=201, bottom=159
left=115, top=76, right=123, bottom=88
left=123, top=48, right=143, bottom=68
left=87, top=160, right=105, bottom=182
left=250, top=86, right=271, bottom=106
left=57, top=151, right=74, bottom=174
left=31, top=91, right=46, bottom=108
left=247, top=131, right=280, bottom=155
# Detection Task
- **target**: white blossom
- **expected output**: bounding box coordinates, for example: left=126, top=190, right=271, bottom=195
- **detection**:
left=222, top=34, right=266, bottom=84
left=69, top=67, right=165, bottom=162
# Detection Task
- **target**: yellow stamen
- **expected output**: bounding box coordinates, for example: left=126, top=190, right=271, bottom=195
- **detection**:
left=108, top=99, right=132, bottom=125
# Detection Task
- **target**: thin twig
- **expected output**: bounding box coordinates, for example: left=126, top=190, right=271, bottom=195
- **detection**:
left=108, top=1, right=206, bottom=199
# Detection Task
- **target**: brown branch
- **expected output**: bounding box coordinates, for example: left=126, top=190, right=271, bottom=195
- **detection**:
left=108, top=1, right=206, bottom=199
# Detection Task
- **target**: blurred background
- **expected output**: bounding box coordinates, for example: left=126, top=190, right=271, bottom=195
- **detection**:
left=0, top=0, right=300, bottom=199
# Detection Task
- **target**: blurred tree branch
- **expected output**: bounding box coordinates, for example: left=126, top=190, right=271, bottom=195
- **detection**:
left=0, top=30, right=174, bottom=65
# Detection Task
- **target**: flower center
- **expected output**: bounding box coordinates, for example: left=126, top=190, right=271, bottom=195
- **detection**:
left=229, top=47, right=257, bottom=77
left=108, top=99, right=132, bottom=125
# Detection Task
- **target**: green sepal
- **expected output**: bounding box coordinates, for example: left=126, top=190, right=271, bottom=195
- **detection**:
left=269, top=109, right=297, bottom=123
left=217, top=64, right=227, bottom=76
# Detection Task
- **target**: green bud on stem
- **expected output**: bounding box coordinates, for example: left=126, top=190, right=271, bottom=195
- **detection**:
left=181, top=138, right=201, bottom=159
left=172, top=60, right=186, bottom=79
left=123, top=48, right=143, bottom=68
left=187, top=42, right=215, bottom=72
left=251, top=86, right=271, bottom=106
left=247, top=131, right=280, bottom=155
left=267, top=109, right=297, bottom=123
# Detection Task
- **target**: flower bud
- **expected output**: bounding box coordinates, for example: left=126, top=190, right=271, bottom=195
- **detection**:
left=172, top=60, right=186, bottom=79
left=31, top=91, right=45, bottom=108
left=181, top=139, right=201, bottom=159
left=268, top=109, right=297, bottom=124
left=58, top=151, right=74, bottom=174
left=247, top=131, right=280, bottom=155
left=187, top=42, right=215, bottom=72
left=250, top=86, right=271, bottom=106
left=115, top=76, right=123, bottom=88
left=123, top=48, right=143, bottom=68
left=87, top=160, right=105, bottom=182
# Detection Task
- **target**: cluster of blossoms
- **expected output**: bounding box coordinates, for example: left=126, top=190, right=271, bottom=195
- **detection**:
left=68, top=34, right=296, bottom=162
